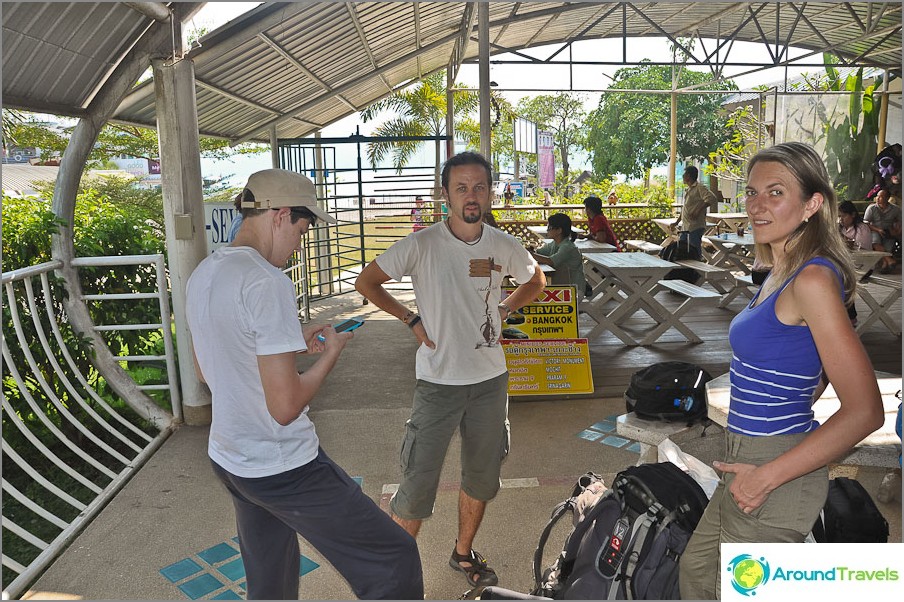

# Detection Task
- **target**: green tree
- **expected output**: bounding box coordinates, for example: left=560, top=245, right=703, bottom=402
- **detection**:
left=4, top=111, right=266, bottom=167
left=360, top=71, right=480, bottom=197
left=456, top=94, right=517, bottom=175
left=516, top=93, right=587, bottom=185
left=586, top=61, right=736, bottom=181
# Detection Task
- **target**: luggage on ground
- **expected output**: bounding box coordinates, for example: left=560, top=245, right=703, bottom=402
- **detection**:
left=659, top=238, right=701, bottom=284
left=811, top=476, right=889, bottom=543
left=530, top=462, right=709, bottom=600
left=624, top=361, right=712, bottom=424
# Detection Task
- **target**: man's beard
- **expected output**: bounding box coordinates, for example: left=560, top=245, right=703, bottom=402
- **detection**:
left=463, top=212, right=482, bottom=224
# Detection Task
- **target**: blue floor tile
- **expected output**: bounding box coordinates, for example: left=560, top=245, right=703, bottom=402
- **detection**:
left=605, top=414, right=620, bottom=422
left=198, top=542, right=239, bottom=565
left=300, top=555, right=320, bottom=576
left=577, top=429, right=603, bottom=441
left=212, top=590, right=243, bottom=600
left=178, top=573, right=223, bottom=600
left=351, top=476, right=363, bottom=487
left=600, top=435, right=631, bottom=448
left=625, top=442, right=643, bottom=454
left=590, top=421, right=616, bottom=433
left=217, top=557, right=246, bottom=581
left=160, top=558, right=202, bottom=583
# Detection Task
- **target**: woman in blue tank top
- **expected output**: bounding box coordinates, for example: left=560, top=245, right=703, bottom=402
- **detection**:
left=679, top=143, right=885, bottom=600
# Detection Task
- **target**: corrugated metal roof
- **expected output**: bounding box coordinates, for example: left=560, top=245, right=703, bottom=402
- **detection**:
left=3, top=2, right=902, bottom=143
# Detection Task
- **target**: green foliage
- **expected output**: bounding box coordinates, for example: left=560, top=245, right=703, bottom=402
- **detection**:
left=706, top=104, right=763, bottom=184
left=586, top=61, right=736, bottom=179
left=4, top=111, right=266, bottom=167
left=821, top=58, right=880, bottom=200
left=362, top=71, right=476, bottom=172
left=517, top=93, right=587, bottom=181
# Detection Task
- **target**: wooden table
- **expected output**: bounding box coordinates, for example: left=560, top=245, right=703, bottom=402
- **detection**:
left=581, top=252, right=704, bottom=345
left=703, top=233, right=756, bottom=273
left=706, top=212, right=749, bottom=235
left=526, top=228, right=616, bottom=254
left=651, top=218, right=678, bottom=239
left=852, top=250, right=900, bottom=336
left=705, top=371, right=903, bottom=468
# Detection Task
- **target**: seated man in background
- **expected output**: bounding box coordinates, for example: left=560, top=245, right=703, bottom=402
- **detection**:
left=864, top=188, right=902, bottom=272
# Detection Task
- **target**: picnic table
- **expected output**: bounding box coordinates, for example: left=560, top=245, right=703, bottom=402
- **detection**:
left=706, top=212, right=749, bottom=235
left=705, top=371, right=903, bottom=468
left=703, top=233, right=756, bottom=274
left=526, top=227, right=617, bottom=254
left=852, top=250, right=900, bottom=336
left=581, top=252, right=716, bottom=345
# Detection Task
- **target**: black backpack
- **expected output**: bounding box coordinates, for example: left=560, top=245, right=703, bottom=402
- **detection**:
left=659, top=239, right=701, bottom=284
left=531, top=462, right=709, bottom=600
left=811, top=477, right=889, bottom=543
left=625, top=361, right=712, bottom=424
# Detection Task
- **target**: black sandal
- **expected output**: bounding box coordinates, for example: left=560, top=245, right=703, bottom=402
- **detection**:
left=449, top=547, right=499, bottom=587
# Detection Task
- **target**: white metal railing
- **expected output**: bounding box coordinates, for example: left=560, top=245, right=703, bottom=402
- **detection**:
left=1, top=254, right=177, bottom=599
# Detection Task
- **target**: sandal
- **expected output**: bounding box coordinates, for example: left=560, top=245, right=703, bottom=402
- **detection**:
left=449, top=547, right=499, bottom=587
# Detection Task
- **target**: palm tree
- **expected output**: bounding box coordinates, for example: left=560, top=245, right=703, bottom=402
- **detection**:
left=2, top=109, right=27, bottom=149
left=360, top=70, right=481, bottom=199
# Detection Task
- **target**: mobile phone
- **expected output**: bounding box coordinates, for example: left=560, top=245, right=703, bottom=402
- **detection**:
left=317, top=317, right=364, bottom=342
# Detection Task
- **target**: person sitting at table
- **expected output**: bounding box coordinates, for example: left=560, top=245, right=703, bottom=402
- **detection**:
left=673, top=165, right=717, bottom=257
left=530, top=213, right=586, bottom=296
left=678, top=142, right=885, bottom=600
left=838, top=200, right=872, bottom=251
left=578, top=195, right=621, bottom=251
left=863, top=188, right=901, bottom=273
left=838, top=200, right=871, bottom=326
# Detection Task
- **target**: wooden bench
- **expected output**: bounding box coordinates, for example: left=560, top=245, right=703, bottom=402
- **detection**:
left=856, top=274, right=902, bottom=336
left=673, top=259, right=734, bottom=294
left=642, top=279, right=721, bottom=344
left=616, top=412, right=712, bottom=464
left=717, top=273, right=756, bottom=308
left=624, top=239, right=662, bottom=254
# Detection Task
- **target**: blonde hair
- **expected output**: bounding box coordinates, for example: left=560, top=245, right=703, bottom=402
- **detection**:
left=747, top=142, right=856, bottom=304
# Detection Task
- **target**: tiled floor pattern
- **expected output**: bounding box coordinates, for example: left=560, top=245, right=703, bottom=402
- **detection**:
left=159, top=537, right=321, bottom=599
left=159, top=476, right=365, bottom=599
left=577, top=415, right=643, bottom=454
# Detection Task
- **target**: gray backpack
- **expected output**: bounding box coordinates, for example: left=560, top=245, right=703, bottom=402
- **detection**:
left=531, top=463, right=708, bottom=600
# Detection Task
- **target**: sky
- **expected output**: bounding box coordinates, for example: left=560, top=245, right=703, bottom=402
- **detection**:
left=189, top=2, right=822, bottom=188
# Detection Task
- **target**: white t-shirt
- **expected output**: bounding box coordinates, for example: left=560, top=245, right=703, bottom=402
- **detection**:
left=376, top=221, right=538, bottom=385
left=186, top=246, right=319, bottom=477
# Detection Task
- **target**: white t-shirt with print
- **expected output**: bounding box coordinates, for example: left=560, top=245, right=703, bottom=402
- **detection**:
left=376, top=221, right=538, bottom=385
left=186, top=246, right=319, bottom=478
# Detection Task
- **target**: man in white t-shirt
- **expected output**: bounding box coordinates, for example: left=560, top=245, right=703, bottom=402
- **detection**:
left=187, top=169, right=423, bottom=600
left=355, top=152, right=546, bottom=589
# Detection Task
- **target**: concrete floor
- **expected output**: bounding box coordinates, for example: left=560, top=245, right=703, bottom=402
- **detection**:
left=21, top=290, right=903, bottom=600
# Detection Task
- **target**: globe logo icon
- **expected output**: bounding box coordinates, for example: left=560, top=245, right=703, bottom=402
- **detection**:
left=727, top=554, right=770, bottom=596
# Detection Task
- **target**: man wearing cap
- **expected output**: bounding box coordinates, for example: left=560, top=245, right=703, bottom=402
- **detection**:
left=355, top=152, right=546, bottom=589
left=186, top=169, right=423, bottom=600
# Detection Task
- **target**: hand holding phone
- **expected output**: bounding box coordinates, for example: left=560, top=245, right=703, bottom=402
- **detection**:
left=317, top=317, right=364, bottom=342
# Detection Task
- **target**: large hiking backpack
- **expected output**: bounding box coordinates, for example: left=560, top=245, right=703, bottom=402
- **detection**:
left=531, top=462, right=709, bottom=600
left=659, top=239, right=701, bottom=284
left=624, top=361, right=712, bottom=424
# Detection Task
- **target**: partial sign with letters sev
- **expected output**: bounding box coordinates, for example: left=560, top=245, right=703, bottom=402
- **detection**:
left=501, top=286, right=594, bottom=395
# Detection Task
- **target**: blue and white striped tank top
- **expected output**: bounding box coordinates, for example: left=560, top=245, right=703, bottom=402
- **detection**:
left=727, top=257, right=843, bottom=436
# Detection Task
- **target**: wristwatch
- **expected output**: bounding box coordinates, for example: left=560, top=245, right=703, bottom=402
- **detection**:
left=498, top=302, right=512, bottom=319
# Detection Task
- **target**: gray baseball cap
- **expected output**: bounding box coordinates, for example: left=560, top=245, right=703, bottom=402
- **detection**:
left=240, top=168, right=336, bottom=223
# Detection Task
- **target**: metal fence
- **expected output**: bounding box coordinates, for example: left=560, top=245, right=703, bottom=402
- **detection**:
left=1, top=254, right=177, bottom=598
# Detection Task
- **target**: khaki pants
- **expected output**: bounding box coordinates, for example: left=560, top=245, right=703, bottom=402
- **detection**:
left=678, top=431, right=828, bottom=600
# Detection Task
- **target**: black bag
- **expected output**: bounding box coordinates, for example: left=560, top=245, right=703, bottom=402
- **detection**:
left=811, top=477, right=889, bottom=543
left=624, top=361, right=712, bottom=424
left=531, top=463, right=709, bottom=600
left=659, top=238, right=701, bottom=284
